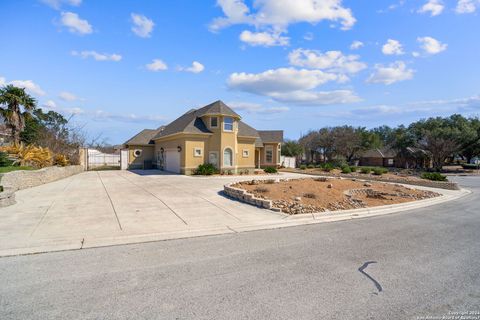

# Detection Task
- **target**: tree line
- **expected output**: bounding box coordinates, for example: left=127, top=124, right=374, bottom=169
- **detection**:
left=281, top=114, right=480, bottom=171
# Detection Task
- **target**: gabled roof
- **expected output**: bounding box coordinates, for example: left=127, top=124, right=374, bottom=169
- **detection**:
left=195, top=100, right=240, bottom=118
left=238, top=121, right=259, bottom=138
left=258, top=130, right=284, bottom=143
left=153, top=109, right=212, bottom=139
left=362, top=147, right=396, bottom=158
left=124, top=128, right=163, bottom=146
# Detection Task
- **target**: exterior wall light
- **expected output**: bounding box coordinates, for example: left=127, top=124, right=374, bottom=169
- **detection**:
left=177, top=146, right=182, bottom=152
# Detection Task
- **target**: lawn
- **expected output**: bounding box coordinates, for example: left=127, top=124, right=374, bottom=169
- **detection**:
left=0, top=166, right=35, bottom=173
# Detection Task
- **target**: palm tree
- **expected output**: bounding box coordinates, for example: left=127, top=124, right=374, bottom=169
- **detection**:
left=0, top=85, right=37, bottom=144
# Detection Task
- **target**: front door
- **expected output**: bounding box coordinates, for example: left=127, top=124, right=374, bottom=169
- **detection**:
left=209, top=151, right=219, bottom=168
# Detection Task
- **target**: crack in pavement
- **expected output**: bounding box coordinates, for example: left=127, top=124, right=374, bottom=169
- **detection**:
left=358, top=261, right=383, bottom=294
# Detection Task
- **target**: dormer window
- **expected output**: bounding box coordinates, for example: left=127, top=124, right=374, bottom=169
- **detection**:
left=223, top=117, right=233, bottom=131
left=210, top=117, right=218, bottom=128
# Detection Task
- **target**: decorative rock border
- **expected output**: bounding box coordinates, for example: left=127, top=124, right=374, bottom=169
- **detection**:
left=285, top=170, right=460, bottom=190
left=0, top=165, right=83, bottom=191
left=224, top=182, right=277, bottom=211
left=0, top=188, right=15, bottom=207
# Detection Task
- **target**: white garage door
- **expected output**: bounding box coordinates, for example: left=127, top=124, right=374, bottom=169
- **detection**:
left=165, top=150, right=180, bottom=173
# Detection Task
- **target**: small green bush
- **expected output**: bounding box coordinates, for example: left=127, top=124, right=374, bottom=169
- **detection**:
left=299, top=164, right=307, bottom=170
left=194, top=163, right=217, bottom=175
left=350, top=166, right=358, bottom=172
left=360, top=167, right=372, bottom=174
left=329, top=159, right=347, bottom=168
left=421, top=172, right=447, bottom=181
left=315, top=164, right=322, bottom=168
left=341, top=166, right=352, bottom=174
left=307, top=164, right=315, bottom=169
left=264, top=166, right=278, bottom=174
left=323, top=163, right=334, bottom=172
left=0, top=152, right=13, bottom=167
left=372, top=168, right=385, bottom=175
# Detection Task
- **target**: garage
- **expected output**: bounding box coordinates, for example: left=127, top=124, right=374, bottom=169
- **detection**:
left=165, top=150, right=181, bottom=173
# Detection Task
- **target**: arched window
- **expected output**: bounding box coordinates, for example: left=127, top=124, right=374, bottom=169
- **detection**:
left=223, top=148, right=233, bottom=167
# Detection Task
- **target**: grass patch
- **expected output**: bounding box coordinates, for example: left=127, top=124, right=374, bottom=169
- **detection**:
left=0, top=166, right=35, bottom=173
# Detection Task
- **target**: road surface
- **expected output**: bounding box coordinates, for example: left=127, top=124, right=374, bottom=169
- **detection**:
left=1, top=176, right=479, bottom=319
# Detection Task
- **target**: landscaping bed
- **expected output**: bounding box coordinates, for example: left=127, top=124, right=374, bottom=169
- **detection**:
left=229, top=178, right=440, bottom=215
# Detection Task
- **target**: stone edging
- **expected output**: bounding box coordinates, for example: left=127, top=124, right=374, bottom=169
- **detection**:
left=283, top=170, right=459, bottom=190
left=224, top=182, right=277, bottom=211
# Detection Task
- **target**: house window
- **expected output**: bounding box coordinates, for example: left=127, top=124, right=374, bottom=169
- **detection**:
left=194, top=147, right=203, bottom=157
left=133, top=149, right=142, bottom=158
left=223, top=148, right=233, bottom=167
left=387, top=158, right=394, bottom=165
left=223, top=117, right=233, bottom=131
left=266, top=146, right=273, bottom=163
left=210, top=117, right=218, bottom=128
left=242, top=149, right=249, bottom=158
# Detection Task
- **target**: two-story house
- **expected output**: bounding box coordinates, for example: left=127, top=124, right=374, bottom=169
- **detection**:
left=123, top=100, right=283, bottom=174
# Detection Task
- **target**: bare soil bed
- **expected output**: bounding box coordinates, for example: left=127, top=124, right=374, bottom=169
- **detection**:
left=233, top=178, right=440, bottom=214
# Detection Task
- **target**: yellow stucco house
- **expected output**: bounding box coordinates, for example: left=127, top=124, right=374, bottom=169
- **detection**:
left=123, top=100, right=283, bottom=174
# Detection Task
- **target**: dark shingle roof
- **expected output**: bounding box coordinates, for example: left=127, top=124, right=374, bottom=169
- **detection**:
left=196, top=100, right=240, bottom=118
left=153, top=109, right=211, bottom=139
left=124, top=128, right=161, bottom=146
left=257, top=130, right=283, bottom=143
left=238, top=121, right=259, bottom=138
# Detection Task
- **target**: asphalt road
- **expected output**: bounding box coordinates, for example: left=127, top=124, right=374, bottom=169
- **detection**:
left=1, top=176, right=479, bottom=320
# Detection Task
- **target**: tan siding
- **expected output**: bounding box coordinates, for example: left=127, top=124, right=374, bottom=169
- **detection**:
left=128, top=145, right=154, bottom=169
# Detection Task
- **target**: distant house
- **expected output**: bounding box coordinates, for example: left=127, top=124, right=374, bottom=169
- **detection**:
left=359, top=148, right=396, bottom=167
left=360, top=146, right=431, bottom=169
left=123, top=100, right=283, bottom=174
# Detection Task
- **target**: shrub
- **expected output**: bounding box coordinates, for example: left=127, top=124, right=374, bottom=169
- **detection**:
left=0, top=152, right=13, bottom=167
left=372, top=167, right=386, bottom=175
left=329, top=159, right=347, bottom=168
left=53, top=154, right=69, bottom=166
left=0, top=144, right=52, bottom=168
left=315, top=164, right=323, bottom=168
left=350, top=166, right=358, bottom=172
left=341, top=166, right=352, bottom=174
left=307, top=164, right=315, bottom=169
left=421, top=172, right=447, bottom=181
left=299, top=164, right=307, bottom=170
left=323, top=163, right=334, bottom=172
left=360, top=167, right=372, bottom=174
left=194, top=163, right=217, bottom=175
left=264, top=166, right=278, bottom=174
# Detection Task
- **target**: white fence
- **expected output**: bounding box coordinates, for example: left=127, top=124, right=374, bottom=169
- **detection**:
left=87, top=149, right=120, bottom=169
left=280, top=156, right=296, bottom=169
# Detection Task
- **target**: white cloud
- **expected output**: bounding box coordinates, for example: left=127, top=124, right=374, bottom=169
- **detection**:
left=288, top=49, right=367, bottom=74
left=418, top=0, right=444, bottom=16
left=71, top=50, right=122, bottom=61
left=42, top=100, right=84, bottom=114
left=9, top=80, right=46, bottom=96
left=350, top=40, right=364, bottom=50
left=0, top=77, right=5, bottom=86
left=41, top=0, right=81, bottom=9
left=455, top=0, right=480, bottom=13
left=228, top=67, right=360, bottom=105
left=210, top=0, right=356, bottom=46
left=146, top=59, right=168, bottom=71
left=131, top=13, right=154, bottom=38
left=60, top=11, right=92, bottom=35
left=239, top=30, right=289, bottom=47
left=180, top=61, right=205, bottom=73
left=382, top=39, right=404, bottom=55
left=58, top=91, right=78, bottom=101
left=228, top=101, right=289, bottom=114
left=269, top=90, right=361, bottom=105
left=417, top=36, right=447, bottom=55
left=367, top=61, right=415, bottom=85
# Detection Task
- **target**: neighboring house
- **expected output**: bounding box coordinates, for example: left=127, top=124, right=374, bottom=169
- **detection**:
left=359, top=146, right=432, bottom=169
left=123, top=100, right=283, bottom=174
left=359, top=147, right=396, bottom=167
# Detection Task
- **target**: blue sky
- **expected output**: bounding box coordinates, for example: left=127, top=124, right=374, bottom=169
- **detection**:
left=1, top=0, right=479, bottom=144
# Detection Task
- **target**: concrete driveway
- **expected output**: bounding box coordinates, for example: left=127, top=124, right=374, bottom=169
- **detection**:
left=0, top=170, right=467, bottom=256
